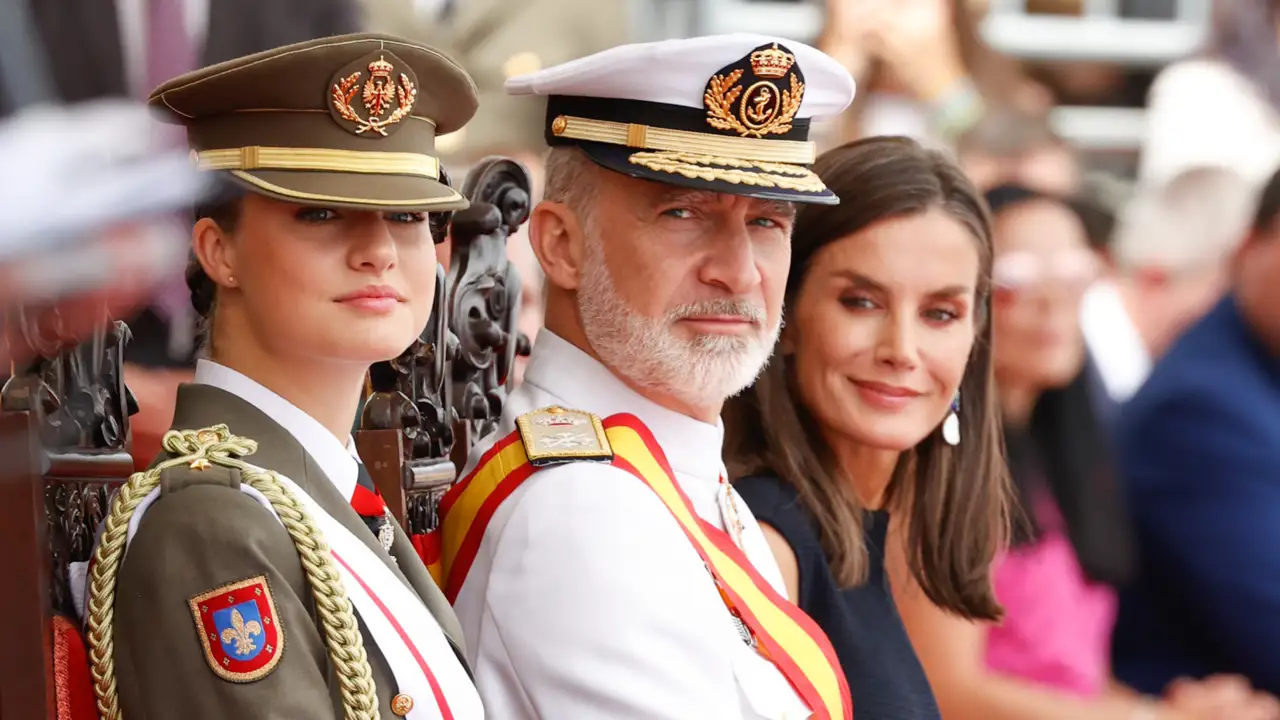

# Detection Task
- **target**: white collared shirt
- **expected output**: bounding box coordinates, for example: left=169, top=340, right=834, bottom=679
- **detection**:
left=452, top=331, right=807, bottom=719
left=193, top=359, right=360, bottom=500
left=1080, top=281, right=1152, bottom=403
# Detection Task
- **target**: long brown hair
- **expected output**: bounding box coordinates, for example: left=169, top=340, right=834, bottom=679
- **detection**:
left=725, top=136, right=1013, bottom=621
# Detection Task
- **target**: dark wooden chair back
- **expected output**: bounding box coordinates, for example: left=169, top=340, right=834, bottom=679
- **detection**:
left=358, top=157, right=533, bottom=534
left=0, top=314, right=135, bottom=720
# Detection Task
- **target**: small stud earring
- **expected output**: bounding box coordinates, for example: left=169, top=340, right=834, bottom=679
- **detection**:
left=226, top=275, right=236, bottom=286
left=943, top=389, right=961, bottom=446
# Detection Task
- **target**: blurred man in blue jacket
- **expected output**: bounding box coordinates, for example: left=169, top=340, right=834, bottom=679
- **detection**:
left=1113, top=165, right=1280, bottom=695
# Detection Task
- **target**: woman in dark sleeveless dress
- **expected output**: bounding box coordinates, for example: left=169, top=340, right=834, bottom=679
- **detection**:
left=724, top=136, right=1015, bottom=720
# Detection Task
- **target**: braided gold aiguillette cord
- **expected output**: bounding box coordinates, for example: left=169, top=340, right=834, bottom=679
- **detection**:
left=85, top=425, right=379, bottom=720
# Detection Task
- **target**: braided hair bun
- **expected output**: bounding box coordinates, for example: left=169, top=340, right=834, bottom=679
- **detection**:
left=186, top=256, right=217, bottom=318
left=188, top=177, right=245, bottom=348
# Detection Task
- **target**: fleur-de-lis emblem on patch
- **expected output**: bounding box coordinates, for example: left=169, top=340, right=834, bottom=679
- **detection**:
left=190, top=575, right=283, bottom=682
left=219, top=608, right=263, bottom=657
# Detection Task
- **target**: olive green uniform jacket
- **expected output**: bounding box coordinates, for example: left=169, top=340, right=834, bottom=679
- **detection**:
left=110, top=383, right=468, bottom=718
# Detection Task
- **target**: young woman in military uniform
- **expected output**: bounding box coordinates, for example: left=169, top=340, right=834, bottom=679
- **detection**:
left=81, top=33, right=485, bottom=720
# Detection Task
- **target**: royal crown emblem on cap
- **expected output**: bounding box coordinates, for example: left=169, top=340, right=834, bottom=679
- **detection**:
left=329, top=51, right=419, bottom=137
left=704, top=42, right=805, bottom=139
left=749, top=43, right=795, bottom=79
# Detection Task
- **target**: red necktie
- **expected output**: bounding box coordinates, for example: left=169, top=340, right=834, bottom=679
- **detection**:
left=352, top=464, right=389, bottom=517
left=353, top=463, right=393, bottom=547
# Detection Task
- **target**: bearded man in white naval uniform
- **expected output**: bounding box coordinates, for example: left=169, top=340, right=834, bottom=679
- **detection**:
left=430, top=35, right=857, bottom=719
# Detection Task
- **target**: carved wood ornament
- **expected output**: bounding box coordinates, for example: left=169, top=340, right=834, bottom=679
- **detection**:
left=359, top=155, right=534, bottom=533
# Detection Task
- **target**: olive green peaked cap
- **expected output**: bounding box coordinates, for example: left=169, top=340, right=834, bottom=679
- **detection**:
left=148, top=33, right=478, bottom=212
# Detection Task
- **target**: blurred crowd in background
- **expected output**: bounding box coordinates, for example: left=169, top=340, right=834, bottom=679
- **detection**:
left=5, top=0, right=1280, bottom=718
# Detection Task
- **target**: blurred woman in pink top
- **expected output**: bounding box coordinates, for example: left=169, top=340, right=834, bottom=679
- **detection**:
left=893, top=184, right=1280, bottom=720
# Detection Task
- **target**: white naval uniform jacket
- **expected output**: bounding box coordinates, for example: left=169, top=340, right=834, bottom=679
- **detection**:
left=452, top=331, right=812, bottom=719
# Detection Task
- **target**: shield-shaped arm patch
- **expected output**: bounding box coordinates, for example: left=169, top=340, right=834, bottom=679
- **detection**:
left=188, top=575, right=285, bottom=682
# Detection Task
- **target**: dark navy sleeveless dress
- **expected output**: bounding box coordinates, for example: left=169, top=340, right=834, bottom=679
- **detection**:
left=735, top=474, right=941, bottom=720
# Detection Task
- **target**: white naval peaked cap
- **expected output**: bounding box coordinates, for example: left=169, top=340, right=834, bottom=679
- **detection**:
left=505, top=34, right=856, bottom=205
left=505, top=34, right=855, bottom=119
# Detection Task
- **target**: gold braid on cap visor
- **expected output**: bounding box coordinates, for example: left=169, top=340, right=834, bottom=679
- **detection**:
left=193, top=146, right=440, bottom=179
left=549, top=114, right=827, bottom=194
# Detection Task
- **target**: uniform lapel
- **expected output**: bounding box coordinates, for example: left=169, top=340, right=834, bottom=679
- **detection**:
left=168, top=383, right=470, bottom=659
left=168, top=384, right=414, bottom=588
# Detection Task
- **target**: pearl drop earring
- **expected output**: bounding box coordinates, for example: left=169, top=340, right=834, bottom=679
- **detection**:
left=943, top=390, right=961, bottom=446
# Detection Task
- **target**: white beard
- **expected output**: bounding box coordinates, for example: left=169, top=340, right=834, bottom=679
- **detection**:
left=577, top=234, right=780, bottom=411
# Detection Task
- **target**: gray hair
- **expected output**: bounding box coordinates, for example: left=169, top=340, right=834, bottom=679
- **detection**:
left=542, top=147, right=599, bottom=230
left=1114, top=166, right=1254, bottom=271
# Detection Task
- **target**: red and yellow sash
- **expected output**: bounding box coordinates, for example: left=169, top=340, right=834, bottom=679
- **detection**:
left=426, top=413, right=852, bottom=720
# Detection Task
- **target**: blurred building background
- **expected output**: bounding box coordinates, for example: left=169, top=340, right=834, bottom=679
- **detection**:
left=414, top=0, right=1211, bottom=173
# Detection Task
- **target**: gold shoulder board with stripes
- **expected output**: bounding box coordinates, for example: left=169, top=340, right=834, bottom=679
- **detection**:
left=514, top=406, right=613, bottom=467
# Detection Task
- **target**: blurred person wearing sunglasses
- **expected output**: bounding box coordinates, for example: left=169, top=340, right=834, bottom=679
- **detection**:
left=1113, top=163, right=1280, bottom=698
left=896, top=184, right=1280, bottom=720
left=985, top=186, right=1105, bottom=418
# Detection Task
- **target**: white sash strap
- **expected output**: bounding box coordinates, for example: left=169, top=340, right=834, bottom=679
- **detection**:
left=122, top=479, right=484, bottom=720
